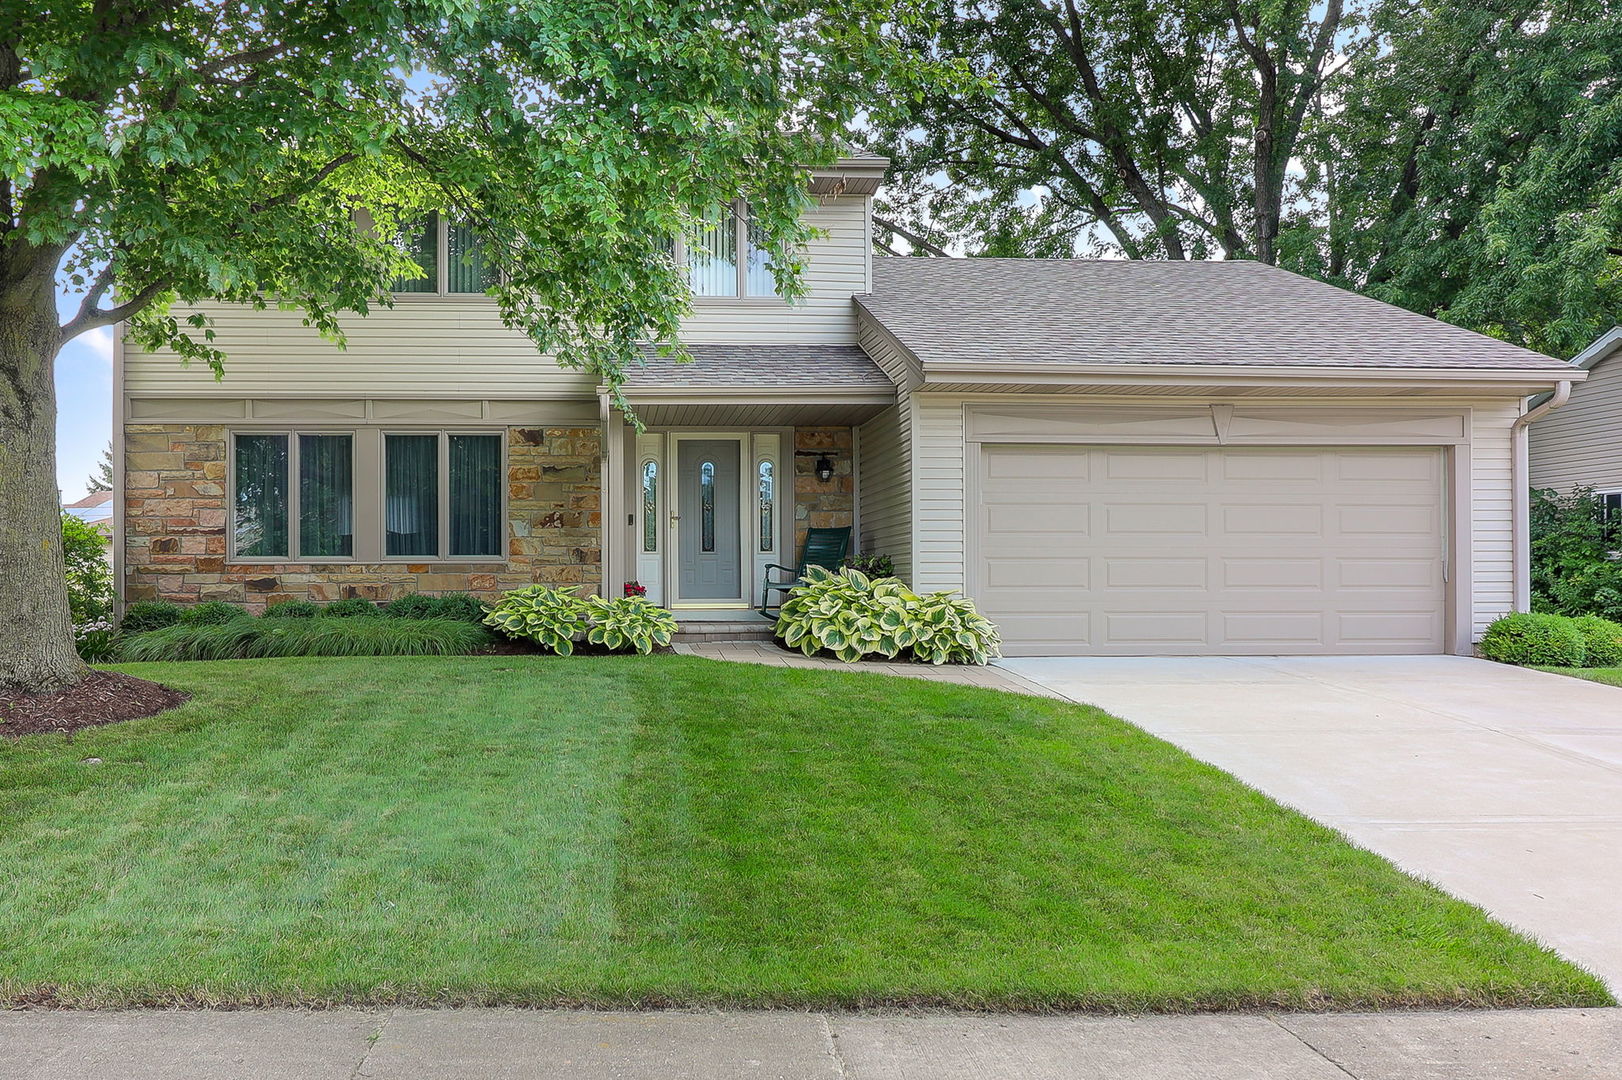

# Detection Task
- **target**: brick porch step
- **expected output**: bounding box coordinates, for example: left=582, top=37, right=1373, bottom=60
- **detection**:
left=671, top=619, right=777, bottom=644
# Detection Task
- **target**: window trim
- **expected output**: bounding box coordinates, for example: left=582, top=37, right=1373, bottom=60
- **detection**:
left=390, top=213, right=500, bottom=298
left=228, top=428, right=358, bottom=564
left=681, top=199, right=788, bottom=303
left=226, top=427, right=507, bottom=565
left=379, top=428, right=508, bottom=562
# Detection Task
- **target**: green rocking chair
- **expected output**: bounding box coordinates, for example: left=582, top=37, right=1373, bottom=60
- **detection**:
left=759, top=526, right=852, bottom=616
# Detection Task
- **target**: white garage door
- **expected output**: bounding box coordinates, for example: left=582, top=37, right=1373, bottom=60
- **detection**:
left=976, top=445, right=1446, bottom=655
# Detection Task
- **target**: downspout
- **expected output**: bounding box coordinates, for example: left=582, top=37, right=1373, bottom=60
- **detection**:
left=1511, top=380, right=1572, bottom=612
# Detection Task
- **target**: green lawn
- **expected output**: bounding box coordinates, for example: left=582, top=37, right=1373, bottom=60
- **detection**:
left=1540, top=666, right=1622, bottom=688
left=0, top=656, right=1607, bottom=1010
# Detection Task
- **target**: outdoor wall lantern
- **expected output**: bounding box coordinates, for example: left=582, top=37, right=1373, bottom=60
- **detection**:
left=795, top=449, right=838, bottom=484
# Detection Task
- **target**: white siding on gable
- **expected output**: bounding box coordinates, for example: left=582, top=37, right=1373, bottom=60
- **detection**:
left=1529, top=353, right=1622, bottom=493
left=121, top=195, right=872, bottom=400
left=856, top=404, right=912, bottom=580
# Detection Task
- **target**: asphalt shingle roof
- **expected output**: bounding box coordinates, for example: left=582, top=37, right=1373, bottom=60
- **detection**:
left=858, top=258, right=1568, bottom=371
left=627, top=345, right=892, bottom=388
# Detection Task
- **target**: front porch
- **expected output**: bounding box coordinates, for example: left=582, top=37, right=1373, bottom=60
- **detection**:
left=602, top=344, right=894, bottom=616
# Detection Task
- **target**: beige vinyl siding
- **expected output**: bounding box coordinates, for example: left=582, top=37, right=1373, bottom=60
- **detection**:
left=855, top=404, right=912, bottom=580
left=122, top=196, right=872, bottom=400
left=910, top=394, right=1524, bottom=645
left=683, top=196, right=870, bottom=344
left=1529, top=356, right=1622, bottom=492
left=1470, top=400, right=1518, bottom=638
left=910, top=395, right=967, bottom=595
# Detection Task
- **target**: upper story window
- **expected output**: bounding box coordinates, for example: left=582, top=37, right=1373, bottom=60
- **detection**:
left=685, top=200, right=780, bottom=299
left=393, top=212, right=500, bottom=295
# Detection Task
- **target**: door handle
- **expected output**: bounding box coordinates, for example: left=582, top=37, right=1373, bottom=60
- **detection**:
left=670, top=513, right=681, bottom=524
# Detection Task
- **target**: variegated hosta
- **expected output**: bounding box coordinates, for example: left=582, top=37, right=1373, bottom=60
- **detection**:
left=484, top=585, right=590, bottom=656
left=485, top=586, right=678, bottom=656
left=583, top=596, right=678, bottom=655
left=774, top=566, right=1001, bottom=665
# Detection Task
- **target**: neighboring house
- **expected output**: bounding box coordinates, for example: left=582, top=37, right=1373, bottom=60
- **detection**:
left=114, top=154, right=1581, bottom=656
left=64, top=489, right=114, bottom=561
left=1528, top=327, right=1622, bottom=527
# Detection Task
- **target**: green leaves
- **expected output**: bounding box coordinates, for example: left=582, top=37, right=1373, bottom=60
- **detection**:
left=774, top=567, right=1001, bottom=665
left=484, top=585, right=677, bottom=655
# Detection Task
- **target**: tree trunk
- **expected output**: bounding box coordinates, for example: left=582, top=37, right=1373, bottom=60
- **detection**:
left=0, top=244, right=87, bottom=693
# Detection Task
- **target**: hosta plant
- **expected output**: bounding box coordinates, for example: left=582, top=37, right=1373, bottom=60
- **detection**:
left=484, top=585, right=590, bottom=655
left=774, top=566, right=1001, bottom=665
left=583, top=596, right=678, bottom=655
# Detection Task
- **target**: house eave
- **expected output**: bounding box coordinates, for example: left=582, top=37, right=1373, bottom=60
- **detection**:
left=916, top=361, right=1585, bottom=395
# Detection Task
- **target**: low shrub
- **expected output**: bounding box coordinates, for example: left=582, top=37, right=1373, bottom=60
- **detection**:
left=844, top=552, right=896, bottom=578
left=324, top=597, right=382, bottom=618
left=118, top=617, right=493, bottom=662
left=1479, top=613, right=1587, bottom=667
left=484, top=585, right=589, bottom=655
left=1572, top=615, right=1622, bottom=668
left=120, top=600, right=183, bottom=633
left=774, top=566, right=1001, bottom=665
left=178, top=600, right=249, bottom=626
left=262, top=600, right=322, bottom=619
left=583, top=596, right=678, bottom=655
left=384, top=592, right=487, bottom=622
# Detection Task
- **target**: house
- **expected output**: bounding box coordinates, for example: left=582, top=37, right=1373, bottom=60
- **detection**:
left=64, top=489, right=115, bottom=561
left=1528, top=327, right=1622, bottom=525
left=113, top=154, right=1582, bottom=656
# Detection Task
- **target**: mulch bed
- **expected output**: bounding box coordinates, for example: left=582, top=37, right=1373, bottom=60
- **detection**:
left=0, top=671, right=189, bottom=739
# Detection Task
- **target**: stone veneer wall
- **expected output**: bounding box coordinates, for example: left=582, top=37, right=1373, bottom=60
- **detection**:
left=122, top=425, right=601, bottom=610
left=792, top=426, right=855, bottom=554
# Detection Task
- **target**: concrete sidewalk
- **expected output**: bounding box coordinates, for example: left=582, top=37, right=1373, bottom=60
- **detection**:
left=2, top=1007, right=1618, bottom=1079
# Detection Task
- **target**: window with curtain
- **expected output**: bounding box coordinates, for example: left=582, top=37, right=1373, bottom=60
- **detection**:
left=745, top=212, right=777, bottom=297
left=385, top=434, right=439, bottom=557
left=688, top=205, right=738, bottom=297
left=641, top=460, right=659, bottom=552
left=234, top=434, right=289, bottom=558
left=299, top=435, right=353, bottom=557
left=449, top=435, right=502, bottom=556
left=448, top=223, right=499, bottom=294
left=392, top=213, right=439, bottom=293
left=757, top=460, right=774, bottom=551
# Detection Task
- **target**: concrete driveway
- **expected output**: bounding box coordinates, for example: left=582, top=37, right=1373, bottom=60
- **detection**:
left=997, top=655, right=1622, bottom=991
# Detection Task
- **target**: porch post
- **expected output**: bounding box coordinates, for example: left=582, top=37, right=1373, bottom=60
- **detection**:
left=599, top=394, right=625, bottom=599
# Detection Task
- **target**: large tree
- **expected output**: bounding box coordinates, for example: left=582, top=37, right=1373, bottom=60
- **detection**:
left=0, top=0, right=895, bottom=692
left=870, top=0, right=1370, bottom=262
left=1301, top=0, right=1622, bottom=357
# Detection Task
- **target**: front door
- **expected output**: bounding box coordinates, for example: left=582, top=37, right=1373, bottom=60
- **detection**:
left=674, top=437, right=743, bottom=604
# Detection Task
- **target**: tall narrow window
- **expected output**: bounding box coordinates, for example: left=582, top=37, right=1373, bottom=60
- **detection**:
left=745, top=212, right=776, bottom=297
left=234, top=434, right=289, bottom=558
left=700, top=461, right=716, bottom=552
left=688, top=205, right=737, bottom=297
left=392, top=213, right=439, bottom=293
left=449, top=434, right=502, bottom=556
left=448, top=222, right=498, bottom=294
left=757, top=460, right=774, bottom=551
left=641, top=460, right=659, bottom=552
left=385, top=434, right=439, bottom=556
left=299, top=435, right=353, bottom=558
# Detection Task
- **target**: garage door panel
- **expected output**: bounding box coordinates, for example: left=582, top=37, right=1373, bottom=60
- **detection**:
left=978, top=444, right=1446, bottom=656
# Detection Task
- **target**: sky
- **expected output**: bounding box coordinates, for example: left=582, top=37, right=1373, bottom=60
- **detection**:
left=55, top=293, right=115, bottom=504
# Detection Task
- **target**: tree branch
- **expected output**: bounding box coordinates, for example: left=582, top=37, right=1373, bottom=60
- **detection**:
left=871, top=215, right=952, bottom=257
left=59, top=277, right=169, bottom=339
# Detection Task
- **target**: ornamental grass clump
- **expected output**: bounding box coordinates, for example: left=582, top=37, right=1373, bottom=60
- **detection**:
left=483, top=586, right=676, bottom=656
left=118, top=618, right=492, bottom=662
left=774, top=566, right=1001, bottom=665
